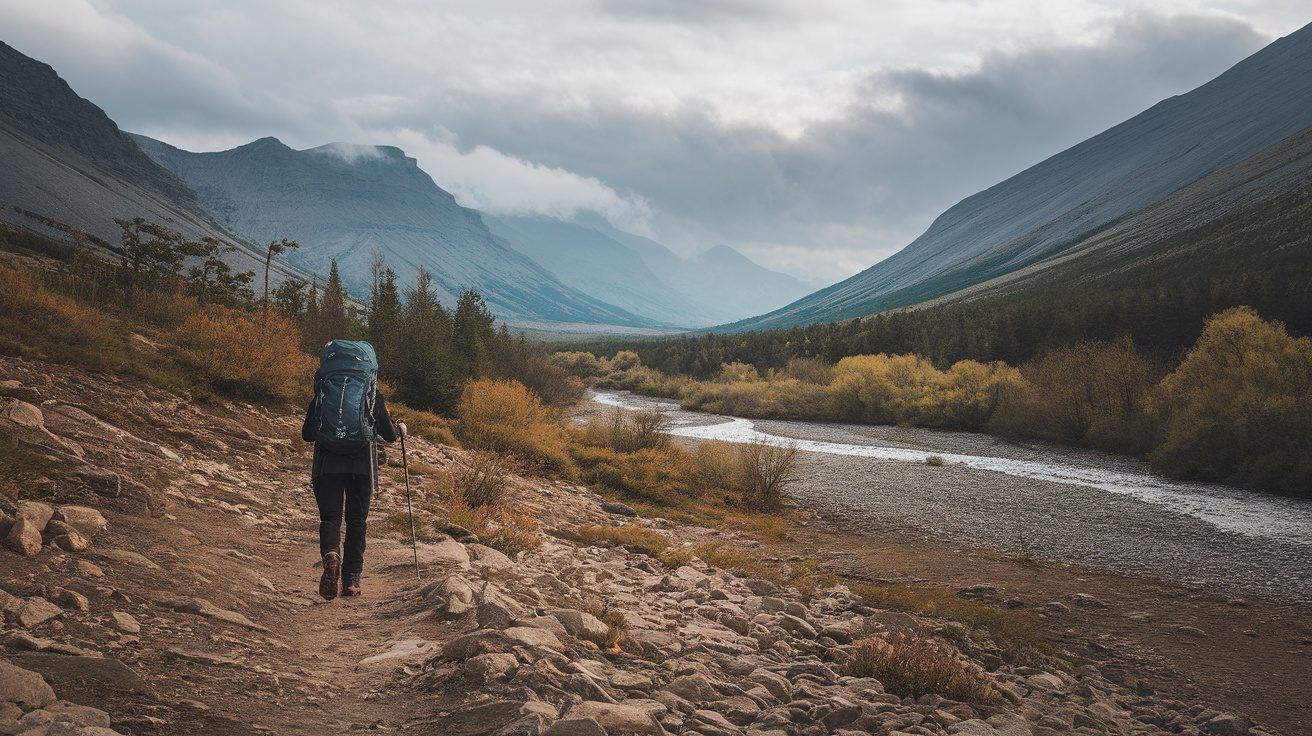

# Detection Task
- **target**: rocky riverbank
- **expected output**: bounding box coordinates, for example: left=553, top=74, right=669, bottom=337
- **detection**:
left=0, top=356, right=1293, bottom=735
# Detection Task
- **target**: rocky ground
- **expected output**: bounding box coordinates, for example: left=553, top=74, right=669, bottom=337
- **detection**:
left=0, top=354, right=1299, bottom=736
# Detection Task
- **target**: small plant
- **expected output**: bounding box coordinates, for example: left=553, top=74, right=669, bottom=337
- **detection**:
left=840, top=633, right=999, bottom=703
left=442, top=497, right=541, bottom=557
left=1012, top=532, right=1040, bottom=567
left=605, top=406, right=670, bottom=453
left=601, top=609, right=628, bottom=649
left=739, top=439, right=799, bottom=512
left=453, top=450, right=511, bottom=508
left=926, top=455, right=946, bottom=466
left=575, top=524, right=670, bottom=558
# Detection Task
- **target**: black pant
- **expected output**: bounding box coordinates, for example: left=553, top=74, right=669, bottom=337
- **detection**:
left=313, top=473, right=372, bottom=576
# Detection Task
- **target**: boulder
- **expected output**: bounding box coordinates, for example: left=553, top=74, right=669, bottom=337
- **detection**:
left=1203, top=713, right=1254, bottom=736
left=51, top=530, right=90, bottom=553
left=549, top=609, right=611, bottom=643
left=16, top=597, right=64, bottom=629
left=564, top=701, right=666, bottom=736
left=462, top=653, right=520, bottom=683
left=478, top=601, right=519, bottom=630
left=16, top=700, right=112, bottom=729
left=505, top=626, right=566, bottom=652
left=0, top=661, right=57, bottom=710
left=111, top=612, right=141, bottom=634
left=664, top=674, right=721, bottom=704
left=5, top=517, right=43, bottom=556
left=14, top=501, right=55, bottom=532
left=468, top=543, right=518, bottom=574
left=52, top=506, right=108, bottom=538
left=600, top=502, right=638, bottom=518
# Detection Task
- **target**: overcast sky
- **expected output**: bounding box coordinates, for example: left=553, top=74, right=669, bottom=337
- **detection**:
left=1, top=1, right=1307, bottom=284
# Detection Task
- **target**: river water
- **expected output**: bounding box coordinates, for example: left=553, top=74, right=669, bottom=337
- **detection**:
left=593, top=391, right=1312, bottom=603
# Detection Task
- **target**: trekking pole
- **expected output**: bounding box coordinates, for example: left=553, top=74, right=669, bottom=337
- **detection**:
left=401, top=434, right=421, bottom=581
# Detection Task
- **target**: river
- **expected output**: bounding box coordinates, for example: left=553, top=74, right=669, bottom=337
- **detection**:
left=592, top=391, right=1312, bottom=603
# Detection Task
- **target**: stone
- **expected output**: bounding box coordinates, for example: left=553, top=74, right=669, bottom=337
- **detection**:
left=73, top=561, right=103, bottom=578
left=52, top=507, right=107, bottom=538
left=516, top=615, right=570, bottom=638
left=357, top=639, right=440, bottom=667
left=18, top=700, right=112, bottom=728
left=0, top=661, right=57, bottom=710
left=110, top=612, right=140, bottom=634
left=1177, top=625, right=1209, bottom=638
left=493, top=714, right=549, bottom=736
left=478, top=601, right=519, bottom=630
left=5, top=517, right=43, bottom=556
left=51, top=531, right=90, bottom=552
left=984, top=713, right=1034, bottom=736
left=948, top=723, right=1000, bottom=736
left=468, top=543, right=517, bottom=573
left=742, top=579, right=779, bottom=596
left=463, top=653, right=520, bottom=683
left=775, top=614, right=817, bottom=638
left=665, top=674, right=721, bottom=703
left=49, top=589, right=89, bottom=611
left=92, top=549, right=160, bottom=570
left=564, top=701, right=666, bottom=735
left=549, top=609, right=611, bottom=643
left=956, top=585, right=998, bottom=599
left=437, top=523, right=481, bottom=544
left=71, top=470, right=121, bottom=499
left=691, top=708, right=741, bottom=733
left=441, top=700, right=526, bottom=736
left=600, top=502, right=638, bottom=517
left=746, top=669, right=792, bottom=702
left=785, top=662, right=839, bottom=685
left=1069, top=593, right=1109, bottom=608
left=16, top=597, right=64, bottom=629
left=15, top=501, right=55, bottom=531
left=154, top=597, right=269, bottom=632
left=422, top=575, right=477, bottom=616
left=543, top=717, right=609, bottom=736
left=624, top=629, right=684, bottom=658
left=1202, top=713, right=1254, bottom=736
left=505, top=626, right=566, bottom=652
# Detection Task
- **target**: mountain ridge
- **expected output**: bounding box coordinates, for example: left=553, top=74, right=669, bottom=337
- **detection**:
left=726, top=21, right=1312, bottom=332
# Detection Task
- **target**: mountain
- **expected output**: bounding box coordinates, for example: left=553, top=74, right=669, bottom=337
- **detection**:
left=0, top=40, right=275, bottom=276
left=728, top=22, right=1312, bottom=332
left=575, top=215, right=816, bottom=322
left=132, top=136, right=658, bottom=329
left=486, top=214, right=774, bottom=327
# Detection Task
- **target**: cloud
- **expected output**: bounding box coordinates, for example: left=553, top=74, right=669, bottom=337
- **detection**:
left=0, top=0, right=1292, bottom=281
left=383, top=128, right=655, bottom=236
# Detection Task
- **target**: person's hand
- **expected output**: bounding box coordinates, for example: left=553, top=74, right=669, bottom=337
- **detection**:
left=397, top=421, right=408, bottom=438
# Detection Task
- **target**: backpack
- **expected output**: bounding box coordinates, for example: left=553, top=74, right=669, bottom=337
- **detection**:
left=313, top=340, right=379, bottom=455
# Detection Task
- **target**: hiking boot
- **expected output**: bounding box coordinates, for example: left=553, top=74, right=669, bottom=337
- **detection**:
left=342, top=573, right=362, bottom=597
left=319, top=552, right=341, bottom=600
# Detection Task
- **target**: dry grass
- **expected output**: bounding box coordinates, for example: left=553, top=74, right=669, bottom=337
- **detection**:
left=849, top=582, right=1044, bottom=655
left=694, top=542, right=836, bottom=595
left=452, top=450, right=511, bottom=508
left=442, top=497, right=541, bottom=558
left=0, top=433, right=65, bottom=501
left=841, top=633, right=1000, bottom=703
left=574, top=524, right=670, bottom=557
left=170, top=306, right=314, bottom=401
left=390, top=402, right=458, bottom=447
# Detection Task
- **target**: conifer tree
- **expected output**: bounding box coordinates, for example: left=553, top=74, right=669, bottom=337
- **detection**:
left=368, top=267, right=404, bottom=378
left=320, top=260, right=348, bottom=342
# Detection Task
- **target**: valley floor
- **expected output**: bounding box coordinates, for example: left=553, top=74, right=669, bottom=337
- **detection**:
left=1, top=356, right=1308, bottom=735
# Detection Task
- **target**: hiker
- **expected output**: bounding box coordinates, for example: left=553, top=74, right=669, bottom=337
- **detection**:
left=301, top=340, right=406, bottom=600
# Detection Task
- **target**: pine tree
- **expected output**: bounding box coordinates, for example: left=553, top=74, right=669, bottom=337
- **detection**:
left=368, top=267, right=404, bottom=379
left=303, top=279, right=321, bottom=352
left=320, top=260, right=348, bottom=342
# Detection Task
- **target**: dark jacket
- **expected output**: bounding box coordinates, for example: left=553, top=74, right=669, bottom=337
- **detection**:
left=302, top=391, right=400, bottom=479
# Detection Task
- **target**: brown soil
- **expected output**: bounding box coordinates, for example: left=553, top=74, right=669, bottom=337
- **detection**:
left=778, top=514, right=1312, bottom=736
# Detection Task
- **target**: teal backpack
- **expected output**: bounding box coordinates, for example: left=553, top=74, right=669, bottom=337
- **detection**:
left=313, top=340, right=379, bottom=455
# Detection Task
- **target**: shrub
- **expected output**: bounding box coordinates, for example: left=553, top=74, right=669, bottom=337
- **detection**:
left=0, top=264, right=123, bottom=366
left=696, top=440, right=741, bottom=490
left=389, top=402, right=458, bottom=447
left=170, top=306, right=315, bottom=401
left=453, top=450, right=511, bottom=508
left=925, top=455, right=945, bottom=466
left=738, top=439, right=799, bottom=512
left=456, top=378, right=573, bottom=475
left=841, top=634, right=999, bottom=703
left=599, top=406, right=670, bottom=452
left=1150, top=307, right=1312, bottom=495
left=507, top=354, right=586, bottom=407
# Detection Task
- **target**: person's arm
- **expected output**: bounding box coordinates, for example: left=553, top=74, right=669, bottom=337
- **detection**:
left=301, top=396, right=317, bottom=442
left=373, top=393, right=402, bottom=443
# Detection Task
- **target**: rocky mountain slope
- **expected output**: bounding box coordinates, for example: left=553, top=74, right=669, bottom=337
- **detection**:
left=0, top=41, right=282, bottom=280
left=1, top=355, right=1293, bottom=736
left=132, top=135, right=657, bottom=330
left=730, top=21, right=1312, bottom=331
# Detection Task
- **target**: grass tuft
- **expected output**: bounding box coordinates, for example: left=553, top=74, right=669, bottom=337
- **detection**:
left=841, top=633, right=999, bottom=703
